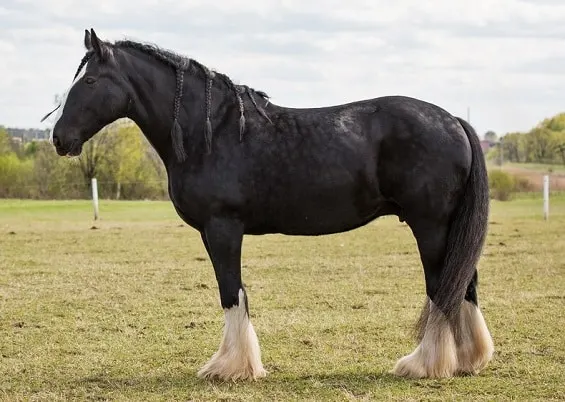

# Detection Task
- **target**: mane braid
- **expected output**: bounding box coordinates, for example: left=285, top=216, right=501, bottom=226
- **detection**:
left=246, top=87, right=273, bottom=124
left=205, top=71, right=213, bottom=154
left=221, top=76, right=246, bottom=142
left=171, top=67, right=188, bottom=161
left=74, top=52, right=93, bottom=80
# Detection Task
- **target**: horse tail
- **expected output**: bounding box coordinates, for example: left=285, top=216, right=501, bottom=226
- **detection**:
left=433, top=117, right=489, bottom=323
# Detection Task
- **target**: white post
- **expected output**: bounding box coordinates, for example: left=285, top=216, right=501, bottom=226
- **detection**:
left=543, top=175, right=549, bottom=221
left=91, top=178, right=99, bottom=221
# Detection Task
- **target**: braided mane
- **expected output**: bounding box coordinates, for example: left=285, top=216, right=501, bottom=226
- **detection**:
left=113, top=40, right=271, bottom=159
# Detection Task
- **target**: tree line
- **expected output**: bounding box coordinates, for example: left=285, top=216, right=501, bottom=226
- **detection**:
left=487, top=113, right=565, bottom=165
left=0, top=120, right=168, bottom=200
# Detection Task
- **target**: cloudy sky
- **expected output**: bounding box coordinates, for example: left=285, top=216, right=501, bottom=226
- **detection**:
left=1, top=0, right=564, bottom=137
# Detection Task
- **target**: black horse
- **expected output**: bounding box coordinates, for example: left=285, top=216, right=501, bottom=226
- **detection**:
left=46, top=29, right=494, bottom=381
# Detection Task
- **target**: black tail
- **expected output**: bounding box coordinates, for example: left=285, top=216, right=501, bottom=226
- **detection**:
left=432, top=117, right=490, bottom=322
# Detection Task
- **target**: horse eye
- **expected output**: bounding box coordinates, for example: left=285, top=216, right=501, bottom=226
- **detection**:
left=84, top=76, right=96, bottom=85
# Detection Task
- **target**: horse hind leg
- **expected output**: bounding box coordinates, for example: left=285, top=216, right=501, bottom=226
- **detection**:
left=392, top=220, right=493, bottom=378
left=393, top=283, right=494, bottom=379
left=454, top=271, right=494, bottom=375
left=392, top=221, right=459, bottom=379
left=393, top=300, right=459, bottom=379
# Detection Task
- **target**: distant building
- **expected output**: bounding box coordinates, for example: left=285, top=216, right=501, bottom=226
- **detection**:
left=5, top=127, right=50, bottom=143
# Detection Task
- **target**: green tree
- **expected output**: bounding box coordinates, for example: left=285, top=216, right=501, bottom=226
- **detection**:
left=528, top=128, right=553, bottom=163
left=24, top=140, right=40, bottom=158
left=77, top=125, right=118, bottom=189
left=112, top=124, right=145, bottom=199
left=484, top=130, right=497, bottom=143
left=501, top=132, right=526, bottom=163
left=32, top=141, right=60, bottom=198
left=105, top=121, right=167, bottom=199
left=556, top=143, right=565, bottom=165
left=539, top=113, right=565, bottom=132
left=32, top=141, right=84, bottom=198
left=551, top=131, right=565, bottom=164
left=522, top=113, right=565, bottom=163
left=0, top=126, right=11, bottom=155
left=0, top=153, right=34, bottom=198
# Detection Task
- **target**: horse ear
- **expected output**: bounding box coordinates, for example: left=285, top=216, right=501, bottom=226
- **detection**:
left=84, top=29, right=92, bottom=50
left=89, top=28, right=111, bottom=61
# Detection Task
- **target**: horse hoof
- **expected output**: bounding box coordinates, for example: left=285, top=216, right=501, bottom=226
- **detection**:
left=456, top=301, right=495, bottom=375
left=392, top=324, right=458, bottom=379
left=197, top=358, right=267, bottom=381
left=392, top=349, right=429, bottom=379
left=392, top=349, right=457, bottom=379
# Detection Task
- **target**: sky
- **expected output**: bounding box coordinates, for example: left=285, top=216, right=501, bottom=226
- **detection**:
left=1, top=0, right=564, bottom=137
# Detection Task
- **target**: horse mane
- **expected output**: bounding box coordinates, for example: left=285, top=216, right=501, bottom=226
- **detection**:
left=112, top=39, right=272, bottom=160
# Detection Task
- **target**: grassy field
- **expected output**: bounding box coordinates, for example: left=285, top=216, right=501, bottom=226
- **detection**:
left=1, top=197, right=564, bottom=401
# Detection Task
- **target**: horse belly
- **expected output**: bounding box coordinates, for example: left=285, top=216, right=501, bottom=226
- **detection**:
left=283, top=193, right=382, bottom=235
left=248, top=169, right=386, bottom=235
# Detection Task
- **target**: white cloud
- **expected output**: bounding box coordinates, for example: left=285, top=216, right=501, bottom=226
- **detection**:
left=0, top=0, right=564, bottom=137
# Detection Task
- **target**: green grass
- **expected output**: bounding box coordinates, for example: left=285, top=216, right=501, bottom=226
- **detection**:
left=1, top=197, right=564, bottom=401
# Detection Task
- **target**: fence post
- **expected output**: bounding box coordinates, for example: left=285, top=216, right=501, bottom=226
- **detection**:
left=92, top=178, right=99, bottom=221
left=543, top=175, right=549, bottom=221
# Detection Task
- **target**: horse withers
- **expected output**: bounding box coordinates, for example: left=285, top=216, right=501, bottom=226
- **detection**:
left=44, top=28, right=494, bottom=381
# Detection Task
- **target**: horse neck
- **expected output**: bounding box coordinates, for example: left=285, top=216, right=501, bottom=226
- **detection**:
left=120, top=49, right=206, bottom=164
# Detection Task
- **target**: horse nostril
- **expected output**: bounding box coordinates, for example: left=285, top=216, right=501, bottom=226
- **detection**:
left=52, top=135, right=61, bottom=147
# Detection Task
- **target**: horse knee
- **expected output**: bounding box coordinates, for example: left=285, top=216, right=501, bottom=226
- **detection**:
left=218, top=280, right=244, bottom=310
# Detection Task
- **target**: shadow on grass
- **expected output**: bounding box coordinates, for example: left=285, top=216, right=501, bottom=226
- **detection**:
left=74, top=368, right=456, bottom=399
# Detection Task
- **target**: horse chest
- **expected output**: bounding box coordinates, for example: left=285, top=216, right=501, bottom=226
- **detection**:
left=168, top=187, right=204, bottom=229
left=167, top=168, right=244, bottom=230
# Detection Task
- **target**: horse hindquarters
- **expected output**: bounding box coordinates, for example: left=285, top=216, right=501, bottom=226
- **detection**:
left=392, top=118, right=494, bottom=378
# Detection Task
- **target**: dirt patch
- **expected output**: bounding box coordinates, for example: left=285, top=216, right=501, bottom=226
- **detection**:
left=501, top=167, right=565, bottom=192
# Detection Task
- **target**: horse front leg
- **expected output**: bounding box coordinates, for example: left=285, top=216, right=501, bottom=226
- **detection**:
left=197, top=217, right=266, bottom=381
